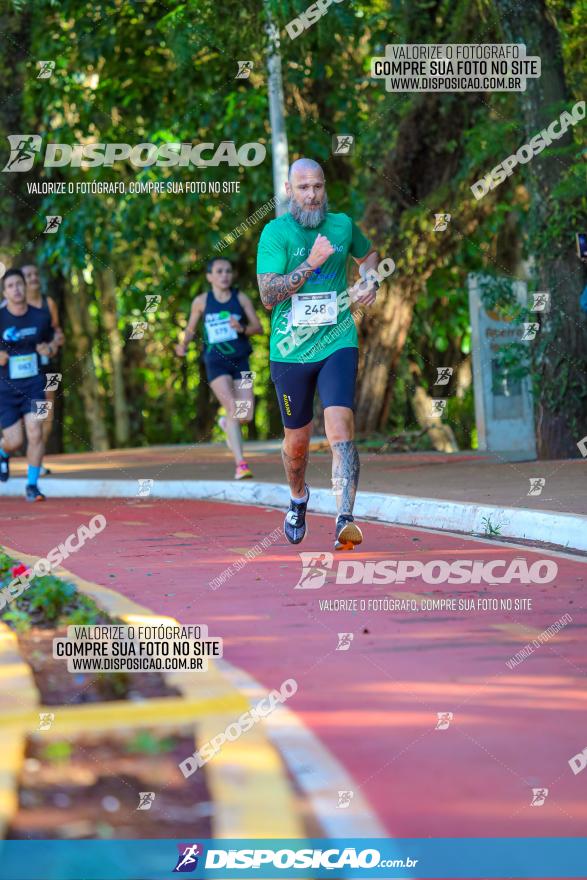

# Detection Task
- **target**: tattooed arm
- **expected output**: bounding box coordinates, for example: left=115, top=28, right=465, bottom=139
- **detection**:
left=257, top=233, right=335, bottom=310
left=257, top=261, right=315, bottom=309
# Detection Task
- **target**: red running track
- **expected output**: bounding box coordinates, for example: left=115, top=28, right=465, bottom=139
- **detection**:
left=1, top=496, right=586, bottom=840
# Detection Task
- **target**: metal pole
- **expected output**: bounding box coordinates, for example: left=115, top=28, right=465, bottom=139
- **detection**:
left=264, top=6, right=289, bottom=217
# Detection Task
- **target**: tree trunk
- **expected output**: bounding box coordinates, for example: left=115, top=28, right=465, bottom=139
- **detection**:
left=355, top=283, right=414, bottom=431
left=411, top=386, right=459, bottom=453
left=494, top=0, right=587, bottom=458
left=66, top=271, right=110, bottom=451
left=357, top=88, right=483, bottom=434
left=98, top=267, right=131, bottom=447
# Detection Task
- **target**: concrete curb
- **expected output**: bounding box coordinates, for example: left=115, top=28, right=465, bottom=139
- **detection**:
left=2, top=477, right=586, bottom=552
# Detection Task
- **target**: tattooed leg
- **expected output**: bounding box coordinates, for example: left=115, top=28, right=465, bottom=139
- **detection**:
left=282, top=424, right=312, bottom=497
left=332, top=440, right=360, bottom=516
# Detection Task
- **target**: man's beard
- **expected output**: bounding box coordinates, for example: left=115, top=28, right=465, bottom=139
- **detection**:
left=289, top=195, right=328, bottom=228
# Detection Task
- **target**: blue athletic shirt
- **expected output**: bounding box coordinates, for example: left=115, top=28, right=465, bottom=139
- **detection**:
left=0, top=304, right=53, bottom=380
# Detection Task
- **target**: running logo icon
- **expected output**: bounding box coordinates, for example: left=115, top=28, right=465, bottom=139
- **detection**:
left=129, top=321, right=148, bottom=340
left=435, top=367, right=453, bottom=386
left=44, top=373, right=62, bottom=391
left=530, top=787, right=548, bottom=807
left=332, top=135, right=354, bottom=155
left=2, top=135, right=42, bottom=172
left=137, top=479, right=154, bottom=498
left=527, top=477, right=545, bottom=497
left=238, top=370, right=255, bottom=389
left=44, top=215, right=62, bottom=233
left=39, top=712, right=55, bottom=731
left=337, top=790, right=354, bottom=808
left=37, top=60, right=55, bottom=79
left=433, top=213, right=451, bottom=231
left=336, top=632, right=354, bottom=651
left=294, top=552, right=333, bottom=589
left=435, top=712, right=453, bottom=730
left=173, top=843, right=203, bottom=873
left=429, top=399, right=447, bottom=417
left=136, top=792, right=155, bottom=811
left=236, top=61, right=253, bottom=79
left=522, top=322, right=539, bottom=341
left=32, top=400, right=52, bottom=420
left=531, top=292, right=550, bottom=312
left=144, top=294, right=161, bottom=313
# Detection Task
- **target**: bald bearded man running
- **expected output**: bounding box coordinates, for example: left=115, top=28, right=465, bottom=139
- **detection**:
left=256, top=158, right=380, bottom=550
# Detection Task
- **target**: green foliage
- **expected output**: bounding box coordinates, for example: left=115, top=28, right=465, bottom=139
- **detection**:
left=2, top=609, right=31, bottom=634
left=0, top=0, right=583, bottom=450
left=26, top=577, right=76, bottom=621
left=60, top=596, right=102, bottom=627
left=481, top=515, right=504, bottom=537
left=42, top=741, right=73, bottom=764
left=125, top=730, right=176, bottom=755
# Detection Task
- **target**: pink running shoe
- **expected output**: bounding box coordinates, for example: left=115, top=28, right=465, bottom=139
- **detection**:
left=235, top=460, right=253, bottom=480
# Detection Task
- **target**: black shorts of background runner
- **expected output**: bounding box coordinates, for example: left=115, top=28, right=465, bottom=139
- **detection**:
left=0, top=376, right=46, bottom=429
left=204, top=353, right=252, bottom=384
left=270, top=346, right=358, bottom=429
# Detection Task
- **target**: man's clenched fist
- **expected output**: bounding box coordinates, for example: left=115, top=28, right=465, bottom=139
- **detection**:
left=307, top=234, right=335, bottom=269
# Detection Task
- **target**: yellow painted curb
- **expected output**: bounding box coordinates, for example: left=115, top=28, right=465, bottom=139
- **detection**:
left=0, top=622, right=39, bottom=839
left=2, top=693, right=249, bottom=735
left=1, top=543, right=305, bottom=839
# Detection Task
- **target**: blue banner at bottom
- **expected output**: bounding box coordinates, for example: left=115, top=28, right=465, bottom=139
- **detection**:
left=0, top=838, right=585, bottom=879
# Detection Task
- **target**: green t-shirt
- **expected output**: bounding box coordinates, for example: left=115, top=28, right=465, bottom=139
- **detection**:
left=256, top=211, right=371, bottom=363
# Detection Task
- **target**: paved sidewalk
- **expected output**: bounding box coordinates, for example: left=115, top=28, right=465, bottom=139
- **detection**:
left=14, top=442, right=586, bottom=517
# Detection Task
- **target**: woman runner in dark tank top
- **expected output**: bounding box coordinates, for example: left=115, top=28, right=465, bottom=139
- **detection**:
left=175, top=257, right=263, bottom=480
